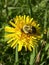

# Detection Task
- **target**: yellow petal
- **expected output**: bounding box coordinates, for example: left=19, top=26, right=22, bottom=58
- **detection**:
left=7, top=37, right=16, bottom=43
left=36, top=24, right=40, bottom=27
left=26, top=16, right=30, bottom=24
left=5, top=34, right=15, bottom=38
left=5, top=26, right=15, bottom=32
left=32, top=36, right=37, bottom=39
left=18, top=41, right=23, bottom=51
left=24, top=15, right=26, bottom=21
left=13, top=44, right=17, bottom=49
left=28, top=45, right=32, bottom=51
left=11, top=39, right=17, bottom=47
left=31, top=21, right=36, bottom=26
left=19, top=15, right=23, bottom=20
left=18, top=45, right=22, bottom=51
left=30, top=18, right=33, bottom=23
left=9, top=21, right=16, bottom=27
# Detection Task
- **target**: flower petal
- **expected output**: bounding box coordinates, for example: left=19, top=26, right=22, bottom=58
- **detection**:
left=5, top=26, right=15, bottom=32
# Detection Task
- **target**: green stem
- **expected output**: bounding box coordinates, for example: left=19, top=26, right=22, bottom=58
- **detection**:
left=14, top=44, right=19, bottom=65
left=44, top=9, right=47, bottom=29
left=30, top=48, right=36, bottom=65
left=28, top=0, right=33, bottom=17
left=43, top=7, right=47, bottom=41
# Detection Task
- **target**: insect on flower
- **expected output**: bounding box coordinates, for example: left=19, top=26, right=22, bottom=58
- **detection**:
left=22, top=25, right=36, bottom=34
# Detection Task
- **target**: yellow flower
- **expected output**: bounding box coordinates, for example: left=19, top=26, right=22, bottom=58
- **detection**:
left=5, top=15, right=42, bottom=51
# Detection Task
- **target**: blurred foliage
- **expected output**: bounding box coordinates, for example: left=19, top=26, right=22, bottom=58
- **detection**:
left=0, top=0, right=49, bottom=65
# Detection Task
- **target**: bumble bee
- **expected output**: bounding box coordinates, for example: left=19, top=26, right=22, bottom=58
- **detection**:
left=22, top=25, right=36, bottom=34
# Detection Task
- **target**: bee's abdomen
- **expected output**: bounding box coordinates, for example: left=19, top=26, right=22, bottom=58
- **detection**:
left=32, top=26, right=36, bottom=34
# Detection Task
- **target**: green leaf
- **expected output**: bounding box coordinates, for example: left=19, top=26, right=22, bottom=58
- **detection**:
left=41, top=53, right=44, bottom=62
left=40, top=61, right=45, bottom=65
left=45, top=43, right=49, bottom=51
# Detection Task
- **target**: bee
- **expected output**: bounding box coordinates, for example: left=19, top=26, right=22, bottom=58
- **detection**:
left=22, top=25, right=36, bottom=34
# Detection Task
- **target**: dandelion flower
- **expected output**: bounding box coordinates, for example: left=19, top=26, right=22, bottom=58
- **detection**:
left=5, top=15, right=42, bottom=51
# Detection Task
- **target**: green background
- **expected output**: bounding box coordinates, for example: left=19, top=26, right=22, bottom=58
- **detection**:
left=0, top=0, right=49, bottom=65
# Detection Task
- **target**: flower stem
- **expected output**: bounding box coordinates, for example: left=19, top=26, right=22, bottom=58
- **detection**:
left=14, top=44, right=19, bottom=65
left=44, top=9, right=47, bottom=29
left=30, top=48, right=36, bottom=65
left=43, top=6, right=47, bottom=41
